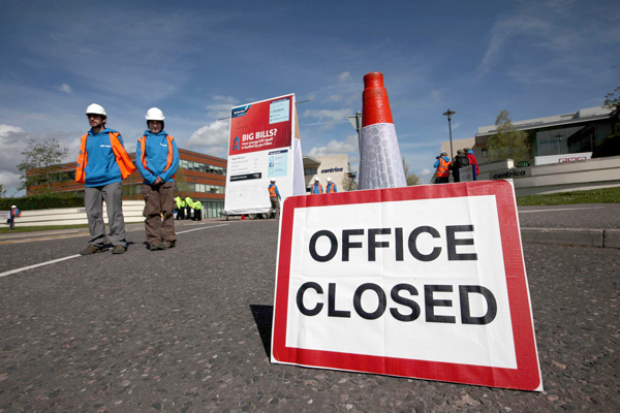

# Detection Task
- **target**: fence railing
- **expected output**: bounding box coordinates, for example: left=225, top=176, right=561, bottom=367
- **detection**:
left=1, top=201, right=145, bottom=228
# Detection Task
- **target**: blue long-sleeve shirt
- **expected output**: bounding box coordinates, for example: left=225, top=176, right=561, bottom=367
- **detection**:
left=136, top=130, right=180, bottom=184
left=84, top=128, right=125, bottom=188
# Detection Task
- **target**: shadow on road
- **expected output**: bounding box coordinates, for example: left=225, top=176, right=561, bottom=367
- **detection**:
left=250, top=304, right=273, bottom=358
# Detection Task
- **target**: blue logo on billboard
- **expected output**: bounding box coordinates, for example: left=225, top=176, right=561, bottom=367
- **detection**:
left=232, top=136, right=240, bottom=151
left=232, top=105, right=251, bottom=118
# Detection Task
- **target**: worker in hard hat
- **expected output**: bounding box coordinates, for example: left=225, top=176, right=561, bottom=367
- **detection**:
left=310, top=177, right=323, bottom=194
left=433, top=152, right=451, bottom=184
left=76, top=104, right=135, bottom=255
left=136, top=107, right=180, bottom=251
left=325, top=177, right=338, bottom=193
left=268, top=178, right=281, bottom=220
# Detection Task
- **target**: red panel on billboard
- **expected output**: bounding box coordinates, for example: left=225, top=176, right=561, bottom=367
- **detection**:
left=229, top=95, right=293, bottom=156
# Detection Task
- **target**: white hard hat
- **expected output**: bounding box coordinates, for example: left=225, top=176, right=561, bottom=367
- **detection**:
left=327, top=177, right=332, bottom=182
left=85, top=103, right=106, bottom=116
left=314, top=177, right=319, bottom=182
left=270, top=178, right=275, bottom=183
left=11, top=205, right=17, bottom=209
left=146, top=107, right=165, bottom=121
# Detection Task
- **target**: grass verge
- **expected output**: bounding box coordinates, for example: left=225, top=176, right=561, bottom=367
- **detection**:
left=0, top=224, right=90, bottom=234
left=517, top=186, right=620, bottom=206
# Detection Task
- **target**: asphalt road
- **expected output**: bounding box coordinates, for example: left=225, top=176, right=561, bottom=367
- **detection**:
left=1, top=219, right=619, bottom=412
left=518, top=204, right=620, bottom=229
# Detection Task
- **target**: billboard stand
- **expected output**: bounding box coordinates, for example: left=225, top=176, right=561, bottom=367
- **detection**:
left=224, top=94, right=305, bottom=217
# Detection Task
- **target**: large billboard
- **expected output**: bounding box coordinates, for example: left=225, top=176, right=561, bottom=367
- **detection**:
left=224, top=94, right=305, bottom=215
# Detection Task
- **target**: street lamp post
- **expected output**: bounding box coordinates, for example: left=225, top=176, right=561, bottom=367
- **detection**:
left=442, top=109, right=456, bottom=159
left=348, top=110, right=363, bottom=183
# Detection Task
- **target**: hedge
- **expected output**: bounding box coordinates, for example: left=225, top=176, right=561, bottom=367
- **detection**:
left=0, top=192, right=84, bottom=210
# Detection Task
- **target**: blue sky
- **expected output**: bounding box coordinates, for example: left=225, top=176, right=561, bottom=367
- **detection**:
left=1, top=0, right=619, bottom=194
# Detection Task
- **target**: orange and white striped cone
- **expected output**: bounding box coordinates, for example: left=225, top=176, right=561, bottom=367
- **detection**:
left=358, top=72, right=407, bottom=190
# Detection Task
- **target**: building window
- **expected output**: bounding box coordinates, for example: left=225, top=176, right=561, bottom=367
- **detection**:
left=304, top=167, right=317, bottom=176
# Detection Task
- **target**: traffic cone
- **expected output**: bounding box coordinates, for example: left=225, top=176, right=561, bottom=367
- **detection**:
left=241, top=214, right=246, bottom=221
left=358, top=72, right=407, bottom=190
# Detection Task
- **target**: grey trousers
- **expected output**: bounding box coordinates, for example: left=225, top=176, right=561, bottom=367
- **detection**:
left=269, top=197, right=280, bottom=220
left=85, top=181, right=127, bottom=247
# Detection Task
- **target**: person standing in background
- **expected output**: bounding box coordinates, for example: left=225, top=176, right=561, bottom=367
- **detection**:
left=8, top=205, right=20, bottom=230
left=433, top=152, right=451, bottom=184
left=268, top=178, right=281, bottom=220
left=310, top=177, right=323, bottom=194
left=326, top=177, right=338, bottom=193
left=464, top=148, right=480, bottom=181
left=450, top=149, right=470, bottom=183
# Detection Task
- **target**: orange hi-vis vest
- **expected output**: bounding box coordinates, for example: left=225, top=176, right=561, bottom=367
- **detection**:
left=137, top=135, right=176, bottom=179
left=75, top=132, right=136, bottom=183
left=311, top=183, right=323, bottom=194
left=437, top=157, right=450, bottom=178
left=326, top=183, right=336, bottom=193
left=269, top=185, right=278, bottom=198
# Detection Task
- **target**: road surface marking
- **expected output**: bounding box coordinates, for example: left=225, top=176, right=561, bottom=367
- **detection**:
left=0, top=254, right=82, bottom=278
left=0, top=224, right=229, bottom=278
left=177, top=223, right=228, bottom=234
left=519, top=207, right=605, bottom=214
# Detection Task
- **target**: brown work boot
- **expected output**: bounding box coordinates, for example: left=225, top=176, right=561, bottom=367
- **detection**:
left=112, top=245, right=127, bottom=254
left=149, top=243, right=162, bottom=251
left=160, top=240, right=176, bottom=250
left=79, top=245, right=104, bottom=255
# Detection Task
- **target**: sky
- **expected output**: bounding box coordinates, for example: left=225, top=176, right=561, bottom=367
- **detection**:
left=1, top=0, right=619, bottom=195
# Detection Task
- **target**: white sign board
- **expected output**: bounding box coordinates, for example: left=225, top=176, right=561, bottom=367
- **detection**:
left=0, top=211, right=9, bottom=221
left=459, top=165, right=473, bottom=182
left=533, top=152, right=592, bottom=166
left=272, top=181, right=542, bottom=391
left=224, top=94, right=305, bottom=215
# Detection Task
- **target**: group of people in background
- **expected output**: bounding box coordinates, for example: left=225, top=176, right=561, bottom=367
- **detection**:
left=76, top=103, right=180, bottom=255
left=267, top=176, right=338, bottom=220
left=174, top=196, right=203, bottom=221
left=434, top=148, right=480, bottom=183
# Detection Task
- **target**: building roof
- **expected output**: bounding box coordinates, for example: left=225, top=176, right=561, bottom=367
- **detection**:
left=302, top=156, right=322, bottom=168
left=476, top=106, right=613, bottom=138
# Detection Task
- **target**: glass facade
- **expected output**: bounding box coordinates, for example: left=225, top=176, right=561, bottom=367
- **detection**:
left=532, top=119, right=613, bottom=157
left=202, top=201, right=225, bottom=218
left=304, top=167, right=318, bottom=176
left=180, top=159, right=226, bottom=175
left=187, top=183, right=225, bottom=194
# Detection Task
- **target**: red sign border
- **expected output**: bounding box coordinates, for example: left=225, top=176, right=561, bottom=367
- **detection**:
left=272, top=180, right=541, bottom=391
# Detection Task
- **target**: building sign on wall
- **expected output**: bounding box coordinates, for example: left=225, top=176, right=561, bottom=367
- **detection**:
left=272, top=181, right=542, bottom=391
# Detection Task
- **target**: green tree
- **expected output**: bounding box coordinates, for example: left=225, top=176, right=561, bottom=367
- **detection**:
left=402, top=158, right=420, bottom=186
left=175, top=167, right=191, bottom=196
left=0, top=183, right=6, bottom=198
left=341, top=173, right=358, bottom=191
left=593, top=83, right=620, bottom=157
left=486, top=110, right=530, bottom=163
left=16, top=139, right=69, bottom=193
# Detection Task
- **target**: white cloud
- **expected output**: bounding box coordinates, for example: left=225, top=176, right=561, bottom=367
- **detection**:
left=338, top=72, right=352, bottom=83
left=206, top=96, right=239, bottom=120
left=185, top=120, right=229, bottom=157
left=326, top=94, right=343, bottom=103
left=0, top=124, right=79, bottom=193
left=308, top=134, right=358, bottom=157
left=430, top=90, right=441, bottom=102
left=303, top=108, right=351, bottom=122
left=419, top=168, right=431, bottom=176
left=54, top=83, right=72, bottom=94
